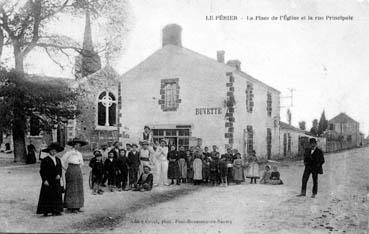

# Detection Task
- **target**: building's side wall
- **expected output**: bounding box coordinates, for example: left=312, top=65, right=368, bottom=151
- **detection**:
left=233, top=73, right=280, bottom=159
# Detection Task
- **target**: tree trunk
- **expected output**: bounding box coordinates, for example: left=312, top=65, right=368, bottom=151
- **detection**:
left=12, top=46, right=27, bottom=163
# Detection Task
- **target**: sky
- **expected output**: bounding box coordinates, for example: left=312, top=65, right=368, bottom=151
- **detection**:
left=18, top=0, right=369, bottom=135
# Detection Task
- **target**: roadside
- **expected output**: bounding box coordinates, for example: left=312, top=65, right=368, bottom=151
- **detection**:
left=0, top=147, right=368, bottom=233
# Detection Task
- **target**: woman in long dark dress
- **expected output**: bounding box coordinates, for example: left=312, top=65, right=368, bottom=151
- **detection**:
left=167, top=145, right=180, bottom=185
left=26, top=143, right=37, bottom=164
left=36, top=143, right=64, bottom=216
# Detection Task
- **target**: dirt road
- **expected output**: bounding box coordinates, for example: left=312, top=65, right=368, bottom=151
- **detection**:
left=0, top=147, right=368, bottom=233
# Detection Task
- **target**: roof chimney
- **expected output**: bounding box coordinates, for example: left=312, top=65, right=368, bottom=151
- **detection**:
left=227, top=60, right=241, bottom=71
left=162, top=24, right=182, bottom=47
left=217, top=50, right=225, bottom=63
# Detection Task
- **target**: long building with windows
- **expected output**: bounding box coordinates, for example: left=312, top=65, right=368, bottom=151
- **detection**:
left=119, top=24, right=281, bottom=158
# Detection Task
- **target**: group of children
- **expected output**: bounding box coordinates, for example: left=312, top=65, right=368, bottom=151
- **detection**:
left=89, top=142, right=153, bottom=194
left=88, top=139, right=283, bottom=195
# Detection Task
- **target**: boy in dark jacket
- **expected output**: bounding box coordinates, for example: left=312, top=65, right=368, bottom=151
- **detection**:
left=116, top=149, right=129, bottom=191
left=135, top=165, right=153, bottom=192
left=104, top=151, right=117, bottom=192
left=89, top=150, right=104, bottom=195
left=127, top=144, right=140, bottom=190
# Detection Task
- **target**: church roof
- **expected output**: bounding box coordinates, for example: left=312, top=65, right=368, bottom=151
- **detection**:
left=328, top=113, right=358, bottom=124
left=121, top=44, right=280, bottom=93
left=279, top=121, right=305, bottom=133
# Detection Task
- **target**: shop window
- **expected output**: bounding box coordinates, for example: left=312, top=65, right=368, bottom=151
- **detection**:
left=97, top=91, right=117, bottom=127
left=246, top=82, right=254, bottom=113
left=159, top=79, right=181, bottom=111
left=267, top=92, right=272, bottom=117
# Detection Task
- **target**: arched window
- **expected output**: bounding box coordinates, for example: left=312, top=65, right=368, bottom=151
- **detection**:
left=97, top=91, right=117, bottom=127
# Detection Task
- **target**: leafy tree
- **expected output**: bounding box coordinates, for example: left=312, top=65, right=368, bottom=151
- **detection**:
left=310, top=119, right=318, bottom=136
left=0, top=0, right=129, bottom=162
left=298, top=121, right=306, bottom=130
left=318, top=110, right=328, bottom=136
left=0, top=68, right=81, bottom=162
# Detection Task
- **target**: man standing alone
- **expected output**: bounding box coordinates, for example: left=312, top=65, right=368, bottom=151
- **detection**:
left=297, top=138, right=325, bottom=198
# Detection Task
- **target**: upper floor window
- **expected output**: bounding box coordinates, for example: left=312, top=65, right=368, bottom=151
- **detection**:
left=246, top=82, right=254, bottom=113
left=159, top=78, right=181, bottom=111
left=246, top=125, right=254, bottom=155
left=97, top=91, right=117, bottom=127
left=267, top=92, right=272, bottom=117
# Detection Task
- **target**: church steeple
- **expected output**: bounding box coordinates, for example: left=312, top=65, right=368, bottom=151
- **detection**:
left=83, top=9, right=94, bottom=52
left=74, top=9, right=102, bottom=80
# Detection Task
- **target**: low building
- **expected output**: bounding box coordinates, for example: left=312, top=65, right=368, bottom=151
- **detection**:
left=120, top=24, right=281, bottom=159
left=279, top=121, right=326, bottom=158
left=326, top=112, right=361, bottom=151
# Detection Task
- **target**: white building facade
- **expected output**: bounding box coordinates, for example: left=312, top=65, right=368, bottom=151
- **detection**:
left=119, top=24, right=281, bottom=159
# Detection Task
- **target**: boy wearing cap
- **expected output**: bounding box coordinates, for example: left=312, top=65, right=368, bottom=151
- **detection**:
left=127, top=144, right=140, bottom=189
left=89, top=150, right=104, bottom=195
left=135, top=165, right=153, bottom=192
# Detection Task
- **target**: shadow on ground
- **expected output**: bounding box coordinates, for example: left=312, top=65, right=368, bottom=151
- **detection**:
left=73, top=186, right=201, bottom=232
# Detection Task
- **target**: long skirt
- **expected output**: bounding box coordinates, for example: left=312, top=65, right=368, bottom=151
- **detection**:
left=168, top=161, right=180, bottom=179
left=36, top=180, right=63, bottom=214
left=246, top=162, right=260, bottom=178
left=178, top=158, right=187, bottom=179
left=154, top=159, right=169, bottom=186
left=233, top=167, right=243, bottom=181
left=193, top=160, right=203, bottom=180
left=202, top=164, right=210, bottom=181
left=64, top=164, right=84, bottom=209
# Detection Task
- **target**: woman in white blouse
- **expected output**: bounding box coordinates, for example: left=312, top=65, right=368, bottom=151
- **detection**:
left=153, top=139, right=169, bottom=186
left=61, top=138, right=88, bottom=213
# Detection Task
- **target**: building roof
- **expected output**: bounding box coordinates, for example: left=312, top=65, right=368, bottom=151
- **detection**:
left=121, top=44, right=280, bottom=94
left=328, top=112, right=358, bottom=124
left=279, top=121, right=305, bottom=133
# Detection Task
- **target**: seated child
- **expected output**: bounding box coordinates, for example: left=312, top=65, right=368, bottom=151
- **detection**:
left=89, top=150, right=104, bottom=195
left=135, top=165, right=153, bottom=192
left=259, top=165, right=272, bottom=184
left=269, top=165, right=283, bottom=185
left=104, top=151, right=117, bottom=192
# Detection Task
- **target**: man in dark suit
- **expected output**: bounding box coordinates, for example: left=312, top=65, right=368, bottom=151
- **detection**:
left=297, top=138, right=325, bottom=198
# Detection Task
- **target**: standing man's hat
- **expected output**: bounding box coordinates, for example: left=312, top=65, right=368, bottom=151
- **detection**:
left=67, top=137, right=88, bottom=147
left=142, top=140, right=149, bottom=145
left=309, top=138, right=317, bottom=144
left=144, top=125, right=151, bottom=130
left=42, top=142, right=64, bottom=153
left=160, top=139, right=168, bottom=144
left=126, top=143, right=132, bottom=147
left=132, top=143, right=138, bottom=148
left=93, top=150, right=102, bottom=156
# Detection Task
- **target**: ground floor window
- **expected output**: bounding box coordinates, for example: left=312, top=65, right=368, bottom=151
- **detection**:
left=152, top=128, right=190, bottom=150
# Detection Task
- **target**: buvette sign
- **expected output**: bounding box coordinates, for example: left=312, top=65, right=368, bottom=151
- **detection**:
left=195, top=107, right=222, bottom=115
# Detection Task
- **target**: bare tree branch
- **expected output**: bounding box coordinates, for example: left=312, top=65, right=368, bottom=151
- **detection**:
left=43, top=47, right=65, bottom=70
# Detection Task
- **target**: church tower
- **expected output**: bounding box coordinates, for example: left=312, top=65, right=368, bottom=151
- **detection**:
left=74, top=9, right=102, bottom=80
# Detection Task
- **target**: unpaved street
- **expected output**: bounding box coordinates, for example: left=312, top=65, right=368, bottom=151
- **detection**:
left=1, top=147, right=369, bottom=233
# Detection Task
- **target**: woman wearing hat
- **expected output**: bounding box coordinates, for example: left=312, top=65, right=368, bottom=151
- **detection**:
left=61, top=138, right=88, bottom=213
left=153, top=139, right=169, bottom=186
left=36, top=143, right=64, bottom=216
